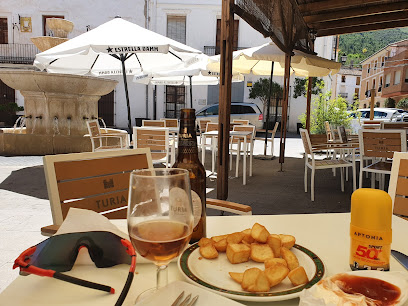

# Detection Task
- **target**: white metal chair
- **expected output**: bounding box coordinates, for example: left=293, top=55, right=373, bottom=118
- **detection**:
left=133, top=127, right=174, bottom=168
left=201, top=122, right=219, bottom=172
left=255, top=121, right=279, bottom=156
left=300, top=129, right=356, bottom=201
left=358, top=129, right=407, bottom=190
left=142, top=119, right=165, bottom=127
left=388, top=152, right=408, bottom=220
left=229, top=125, right=256, bottom=178
left=86, top=119, right=127, bottom=152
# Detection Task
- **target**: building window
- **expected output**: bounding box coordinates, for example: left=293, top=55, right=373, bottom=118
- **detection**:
left=341, top=75, right=346, bottom=83
left=165, top=86, right=185, bottom=118
left=394, top=70, right=401, bottom=85
left=0, top=18, right=8, bottom=44
left=385, top=74, right=391, bottom=87
left=367, top=64, right=370, bottom=74
left=376, top=102, right=380, bottom=107
left=378, top=76, right=383, bottom=92
left=215, top=19, right=239, bottom=55
left=354, top=88, right=359, bottom=100
left=405, top=69, right=408, bottom=83
left=363, top=103, right=367, bottom=108
left=356, top=77, right=360, bottom=85
left=42, top=15, right=64, bottom=36
left=167, top=16, right=186, bottom=44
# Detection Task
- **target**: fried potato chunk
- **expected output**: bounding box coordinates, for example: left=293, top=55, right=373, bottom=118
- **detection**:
left=281, top=247, right=299, bottom=271
left=288, top=266, right=309, bottom=286
left=267, top=234, right=282, bottom=258
left=251, top=223, right=270, bottom=243
left=241, top=267, right=262, bottom=290
left=199, top=243, right=218, bottom=259
left=198, top=237, right=214, bottom=247
left=250, top=243, right=274, bottom=263
left=229, top=272, right=244, bottom=284
left=279, top=234, right=296, bottom=249
left=264, top=258, right=288, bottom=269
left=247, top=271, right=270, bottom=292
left=242, top=229, right=255, bottom=244
left=213, top=238, right=227, bottom=252
left=264, top=264, right=289, bottom=287
left=211, top=234, right=228, bottom=243
left=226, top=232, right=245, bottom=245
left=226, top=243, right=251, bottom=264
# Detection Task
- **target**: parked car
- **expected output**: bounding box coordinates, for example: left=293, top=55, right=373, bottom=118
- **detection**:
left=348, top=108, right=403, bottom=133
left=195, top=102, right=263, bottom=129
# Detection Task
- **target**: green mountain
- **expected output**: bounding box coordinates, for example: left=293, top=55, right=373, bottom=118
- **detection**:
left=338, top=27, right=408, bottom=66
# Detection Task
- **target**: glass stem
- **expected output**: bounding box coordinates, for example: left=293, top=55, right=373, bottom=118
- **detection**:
left=156, top=264, right=168, bottom=290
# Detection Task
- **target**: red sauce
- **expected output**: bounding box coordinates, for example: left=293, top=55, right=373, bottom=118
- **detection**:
left=333, top=274, right=401, bottom=305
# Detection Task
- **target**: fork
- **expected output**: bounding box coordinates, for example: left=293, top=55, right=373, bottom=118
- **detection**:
left=171, top=291, right=199, bottom=306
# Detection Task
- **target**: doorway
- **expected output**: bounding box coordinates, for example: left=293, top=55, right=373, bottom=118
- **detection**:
left=98, top=91, right=115, bottom=127
left=165, top=86, right=185, bottom=118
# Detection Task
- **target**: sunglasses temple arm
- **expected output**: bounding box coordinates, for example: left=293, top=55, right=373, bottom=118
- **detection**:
left=115, top=252, right=137, bottom=306
left=54, top=272, right=115, bottom=294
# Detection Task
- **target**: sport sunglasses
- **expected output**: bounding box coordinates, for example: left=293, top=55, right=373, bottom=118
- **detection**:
left=13, top=231, right=136, bottom=306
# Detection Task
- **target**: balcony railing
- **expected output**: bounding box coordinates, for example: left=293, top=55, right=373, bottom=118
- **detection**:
left=339, top=93, right=348, bottom=98
left=0, top=44, right=39, bottom=64
left=203, top=46, right=248, bottom=56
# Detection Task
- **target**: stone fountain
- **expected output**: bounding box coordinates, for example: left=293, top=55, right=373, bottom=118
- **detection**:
left=0, top=19, right=119, bottom=155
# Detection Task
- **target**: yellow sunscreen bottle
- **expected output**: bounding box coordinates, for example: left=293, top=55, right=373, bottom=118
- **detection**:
left=350, top=188, right=392, bottom=271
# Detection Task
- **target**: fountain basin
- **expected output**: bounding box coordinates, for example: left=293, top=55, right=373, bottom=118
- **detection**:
left=0, top=70, right=119, bottom=155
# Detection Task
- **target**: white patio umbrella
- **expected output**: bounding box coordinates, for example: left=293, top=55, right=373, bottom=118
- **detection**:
left=33, top=17, right=202, bottom=132
left=207, top=42, right=341, bottom=157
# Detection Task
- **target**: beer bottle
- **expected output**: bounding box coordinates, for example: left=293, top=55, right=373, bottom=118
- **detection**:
left=173, top=109, right=206, bottom=243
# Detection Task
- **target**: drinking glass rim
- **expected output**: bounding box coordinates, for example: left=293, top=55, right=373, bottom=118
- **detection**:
left=130, top=168, right=189, bottom=178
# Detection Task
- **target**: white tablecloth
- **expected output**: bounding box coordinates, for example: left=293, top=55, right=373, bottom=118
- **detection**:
left=1, top=213, right=408, bottom=305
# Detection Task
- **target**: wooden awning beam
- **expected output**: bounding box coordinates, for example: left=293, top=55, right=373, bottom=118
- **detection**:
left=317, top=19, right=408, bottom=37
left=311, top=11, right=408, bottom=31
left=299, top=0, right=391, bottom=14
left=303, top=1, right=408, bottom=24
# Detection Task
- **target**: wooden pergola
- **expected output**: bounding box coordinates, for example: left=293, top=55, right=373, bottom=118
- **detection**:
left=216, top=0, right=408, bottom=200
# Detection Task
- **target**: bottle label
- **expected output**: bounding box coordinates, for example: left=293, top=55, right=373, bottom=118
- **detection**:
left=169, top=187, right=190, bottom=223
left=191, top=190, right=202, bottom=228
left=349, top=224, right=391, bottom=271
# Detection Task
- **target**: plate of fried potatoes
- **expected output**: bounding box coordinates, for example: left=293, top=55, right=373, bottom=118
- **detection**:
left=178, top=223, right=325, bottom=302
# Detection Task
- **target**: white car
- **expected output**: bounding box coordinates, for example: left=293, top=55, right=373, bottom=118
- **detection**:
left=195, top=102, right=263, bottom=129
left=349, top=108, right=402, bottom=133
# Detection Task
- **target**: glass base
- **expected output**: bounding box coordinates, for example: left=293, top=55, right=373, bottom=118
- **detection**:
left=134, top=287, right=157, bottom=305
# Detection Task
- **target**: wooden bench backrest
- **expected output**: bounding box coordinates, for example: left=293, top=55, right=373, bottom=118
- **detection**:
left=309, top=133, right=327, bottom=147
left=382, top=122, right=408, bottom=129
left=232, top=119, right=250, bottom=125
left=142, top=120, right=165, bottom=127
left=44, top=149, right=153, bottom=226
left=86, top=120, right=101, bottom=137
left=389, top=152, right=408, bottom=218
left=198, top=119, right=212, bottom=132
left=232, top=125, right=255, bottom=142
left=324, top=121, right=334, bottom=141
left=163, top=119, right=178, bottom=127
left=300, top=129, right=312, bottom=155
left=338, top=126, right=348, bottom=143
left=206, top=122, right=219, bottom=132
left=133, top=127, right=169, bottom=151
left=359, top=129, right=407, bottom=159
left=362, top=120, right=382, bottom=129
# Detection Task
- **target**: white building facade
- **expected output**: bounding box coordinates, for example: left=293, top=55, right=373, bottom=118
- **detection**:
left=1, top=0, right=335, bottom=132
left=331, top=67, right=362, bottom=106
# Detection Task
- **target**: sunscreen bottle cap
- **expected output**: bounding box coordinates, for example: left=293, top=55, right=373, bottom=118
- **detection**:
left=351, top=188, right=392, bottom=231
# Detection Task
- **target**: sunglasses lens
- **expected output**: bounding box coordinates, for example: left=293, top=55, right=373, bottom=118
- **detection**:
left=29, top=232, right=131, bottom=272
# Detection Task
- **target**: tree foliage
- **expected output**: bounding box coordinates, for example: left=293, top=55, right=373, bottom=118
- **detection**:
left=384, top=97, right=396, bottom=108
left=299, top=91, right=353, bottom=134
left=248, top=78, right=283, bottom=106
left=293, top=77, right=324, bottom=98
left=397, top=97, right=408, bottom=110
left=338, top=27, right=408, bottom=65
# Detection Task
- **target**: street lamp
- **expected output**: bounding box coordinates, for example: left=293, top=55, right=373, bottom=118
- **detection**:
left=340, top=53, right=347, bottom=65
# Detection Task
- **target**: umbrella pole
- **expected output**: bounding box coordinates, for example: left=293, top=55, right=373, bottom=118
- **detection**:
left=279, top=53, right=291, bottom=171
left=153, top=85, right=157, bottom=120
left=189, top=75, right=193, bottom=108
left=120, top=54, right=132, bottom=135
left=264, top=62, right=274, bottom=156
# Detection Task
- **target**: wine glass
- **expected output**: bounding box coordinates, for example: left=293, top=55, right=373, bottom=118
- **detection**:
left=127, top=168, right=194, bottom=302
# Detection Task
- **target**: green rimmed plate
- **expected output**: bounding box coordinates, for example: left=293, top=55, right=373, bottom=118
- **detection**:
left=177, top=243, right=325, bottom=302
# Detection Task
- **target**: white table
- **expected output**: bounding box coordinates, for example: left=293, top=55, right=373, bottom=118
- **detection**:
left=202, top=130, right=252, bottom=185
left=1, top=214, right=408, bottom=305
